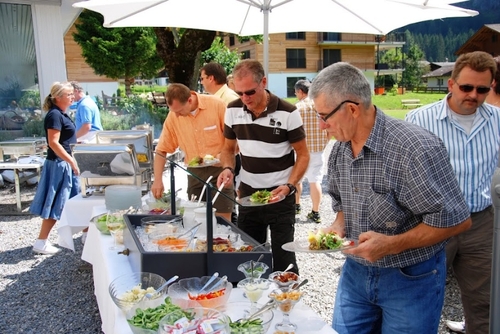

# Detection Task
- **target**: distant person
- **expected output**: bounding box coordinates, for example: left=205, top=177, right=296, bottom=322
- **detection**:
left=152, top=83, right=234, bottom=222
left=227, top=74, right=236, bottom=91
left=217, top=59, right=309, bottom=274
left=71, top=81, right=102, bottom=244
left=200, top=63, right=239, bottom=105
left=310, top=62, right=471, bottom=333
left=486, top=56, right=500, bottom=108
left=70, top=81, right=103, bottom=140
left=406, top=51, right=500, bottom=334
left=30, top=82, right=80, bottom=255
left=294, top=79, right=329, bottom=223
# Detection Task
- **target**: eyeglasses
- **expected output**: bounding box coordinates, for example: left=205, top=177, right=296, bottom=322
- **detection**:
left=316, top=100, right=359, bottom=122
left=235, top=88, right=259, bottom=97
left=456, top=82, right=491, bottom=95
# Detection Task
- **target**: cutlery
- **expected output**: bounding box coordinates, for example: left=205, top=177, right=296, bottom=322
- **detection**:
left=283, top=263, right=294, bottom=273
left=293, top=278, right=309, bottom=290
left=197, top=175, right=213, bottom=205
left=235, top=299, right=276, bottom=323
left=177, top=223, right=202, bottom=238
left=211, top=180, right=226, bottom=205
left=197, top=272, right=219, bottom=294
left=256, top=254, right=264, bottom=262
left=143, top=275, right=179, bottom=299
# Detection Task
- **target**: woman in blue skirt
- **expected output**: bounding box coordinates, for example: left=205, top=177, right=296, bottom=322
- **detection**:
left=30, top=82, right=81, bottom=254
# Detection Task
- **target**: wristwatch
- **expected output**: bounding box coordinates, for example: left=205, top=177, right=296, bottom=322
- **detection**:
left=222, top=166, right=235, bottom=175
left=285, top=183, right=296, bottom=196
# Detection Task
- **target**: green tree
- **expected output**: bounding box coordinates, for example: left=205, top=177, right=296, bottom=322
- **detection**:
left=201, top=37, right=241, bottom=75
left=402, top=31, right=425, bottom=89
left=153, top=28, right=216, bottom=89
left=73, top=10, right=163, bottom=95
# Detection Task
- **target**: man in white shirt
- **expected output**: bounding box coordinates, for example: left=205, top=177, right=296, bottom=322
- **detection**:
left=200, top=62, right=239, bottom=105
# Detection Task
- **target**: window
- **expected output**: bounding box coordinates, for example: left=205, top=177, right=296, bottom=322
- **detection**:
left=322, top=32, right=341, bottom=41
left=286, top=32, right=305, bottom=40
left=493, top=35, right=498, bottom=43
left=286, top=77, right=306, bottom=97
left=229, top=35, right=235, bottom=46
left=286, top=49, right=306, bottom=68
left=437, top=78, right=444, bottom=86
left=241, top=50, right=251, bottom=59
left=323, top=49, right=341, bottom=68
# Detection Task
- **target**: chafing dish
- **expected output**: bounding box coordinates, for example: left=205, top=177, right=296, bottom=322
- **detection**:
left=0, top=137, right=47, bottom=161
left=96, top=130, right=153, bottom=168
left=71, top=143, right=143, bottom=197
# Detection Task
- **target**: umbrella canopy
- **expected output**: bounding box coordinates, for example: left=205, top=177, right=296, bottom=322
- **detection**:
left=73, top=0, right=478, bottom=74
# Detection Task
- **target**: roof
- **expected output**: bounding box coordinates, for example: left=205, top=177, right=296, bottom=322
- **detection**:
left=422, top=65, right=454, bottom=78
left=455, top=24, right=500, bottom=55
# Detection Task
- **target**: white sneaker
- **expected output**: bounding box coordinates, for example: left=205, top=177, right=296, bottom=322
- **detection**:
left=446, top=320, right=465, bottom=333
left=33, top=239, right=60, bottom=255
left=81, top=232, right=87, bottom=245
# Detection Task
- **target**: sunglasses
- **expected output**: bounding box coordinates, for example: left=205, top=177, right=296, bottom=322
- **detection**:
left=235, top=88, right=258, bottom=97
left=316, top=100, right=359, bottom=122
left=456, top=82, right=491, bottom=95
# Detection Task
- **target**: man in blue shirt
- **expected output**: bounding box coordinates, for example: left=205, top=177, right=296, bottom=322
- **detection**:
left=406, top=51, right=500, bottom=334
left=71, top=81, right=103, bottom=139
left=309, top=62, right=471, bottom=334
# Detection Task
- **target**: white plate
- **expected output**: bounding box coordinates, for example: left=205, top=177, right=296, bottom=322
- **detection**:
left=186, top=158, right=220, bottom=168
left=237, top=194, right=285, bottom=207
left=282, top=238, right=356, bottom=253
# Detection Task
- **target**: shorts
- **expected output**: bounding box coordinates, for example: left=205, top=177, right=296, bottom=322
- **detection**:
left=300, top=151, right=324, bottom=184
left=186, top=166, right=234, bottom=213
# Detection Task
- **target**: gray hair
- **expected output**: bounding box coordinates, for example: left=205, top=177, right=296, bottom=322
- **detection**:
left=294, top=79, right=311, bottom=94
left=309, top=62, right=371, bottom=109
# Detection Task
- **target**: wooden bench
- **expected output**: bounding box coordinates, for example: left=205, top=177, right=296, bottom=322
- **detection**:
left=101, top=91, right=120, bottom=112
left=152, top=92, right=167, bottom=108
left=401, top=99, right=423, bottom=109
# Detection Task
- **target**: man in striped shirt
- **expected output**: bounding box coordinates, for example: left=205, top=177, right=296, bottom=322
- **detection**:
left=217, top=60, right=310, bottom=274
left=406, top=51, right=500, bottom=334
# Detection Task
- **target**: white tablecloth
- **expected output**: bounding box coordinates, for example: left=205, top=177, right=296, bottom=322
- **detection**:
left=81, top=223, right=338, bottom=334
left=57, top=194, right=106, bottom=251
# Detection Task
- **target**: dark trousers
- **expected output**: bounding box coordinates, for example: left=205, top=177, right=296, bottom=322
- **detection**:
left=237, top=195, right=298, bottom=274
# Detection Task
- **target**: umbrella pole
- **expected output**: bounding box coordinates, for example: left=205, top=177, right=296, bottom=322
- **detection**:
left=491, top=168, right=500, bottom=334
left=263, top=2, right=269, bottom=78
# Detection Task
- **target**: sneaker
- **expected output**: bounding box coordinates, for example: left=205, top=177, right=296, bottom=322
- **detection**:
left=33, top=239, right=60, bottom=255
left=295, top=204, right=301, bottom=215
left=445, top=320, right=465, bottom=333
left=81, top=232, right=88, bottom=245
left=307, top=211, right=321, bottom=224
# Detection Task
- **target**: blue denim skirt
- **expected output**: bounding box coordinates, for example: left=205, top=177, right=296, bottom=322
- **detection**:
left=29, top=158, right=80, bottom=220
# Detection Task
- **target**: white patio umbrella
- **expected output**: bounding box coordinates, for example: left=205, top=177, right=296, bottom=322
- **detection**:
left=73, top=0, right=478, bottom=75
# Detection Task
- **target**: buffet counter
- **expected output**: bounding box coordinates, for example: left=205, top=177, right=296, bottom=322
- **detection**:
left=82, top=223, right=338, bottom=334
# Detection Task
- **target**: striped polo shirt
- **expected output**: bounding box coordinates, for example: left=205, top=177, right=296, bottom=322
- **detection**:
left=224, top=91, right=306, bottom=198
left=405, top=96, right=500, bottom=213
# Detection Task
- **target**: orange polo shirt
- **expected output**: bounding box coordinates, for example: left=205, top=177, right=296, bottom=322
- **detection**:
left=156, top=92, right=226, bottom=164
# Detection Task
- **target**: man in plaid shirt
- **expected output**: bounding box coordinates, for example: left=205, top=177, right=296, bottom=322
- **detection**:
left=294, top=80, right=330, bottom=223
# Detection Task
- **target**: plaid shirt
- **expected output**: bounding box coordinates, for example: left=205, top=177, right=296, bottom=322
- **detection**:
left=296, top=97, right=329, bottom=153
left=328, top=109, right=470, bottom=268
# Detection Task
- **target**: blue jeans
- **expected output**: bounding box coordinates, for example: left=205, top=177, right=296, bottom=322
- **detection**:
left=333, top=249, right=445, bottom=334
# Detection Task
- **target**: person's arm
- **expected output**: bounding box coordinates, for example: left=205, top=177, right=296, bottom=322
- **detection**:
left=322, top=211, right=346, bottom=237
left=151, top=150, right=167, bottom=199
left=76, top=123, right=91, bottom=139
left=272, top=138, right=310, bottom=197
left=217, top=138, right=237, bottom=187
left=47, top=129, right=79, bottom=175
left=344, top=218, right=471, bottom=262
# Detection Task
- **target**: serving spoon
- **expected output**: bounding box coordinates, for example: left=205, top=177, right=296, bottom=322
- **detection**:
left=197, top=272, right=219, bottom=295
left=143, top=275, right=179, bottom=300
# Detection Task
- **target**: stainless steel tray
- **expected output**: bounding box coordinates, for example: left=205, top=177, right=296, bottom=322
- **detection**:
left=96, top=130, right=153, bottom=168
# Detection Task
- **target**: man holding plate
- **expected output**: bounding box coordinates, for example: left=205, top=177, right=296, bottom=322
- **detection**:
left=309, top=62, right=471, bottom=334
left=217, top=59, right=309, bottom=274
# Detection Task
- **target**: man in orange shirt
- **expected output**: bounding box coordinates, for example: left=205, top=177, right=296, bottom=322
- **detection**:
left=152, top=83, right=234, bottom=221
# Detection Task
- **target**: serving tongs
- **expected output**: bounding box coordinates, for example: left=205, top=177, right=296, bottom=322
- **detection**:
left=235, top=299, right=277, bottom=324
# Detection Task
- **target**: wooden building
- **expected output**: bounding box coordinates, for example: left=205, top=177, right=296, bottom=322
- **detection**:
left=455, top=24, right=500, bottom=56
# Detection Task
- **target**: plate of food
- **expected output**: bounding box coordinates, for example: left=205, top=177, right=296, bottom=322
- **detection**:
left=186, top=154, right=220, bottom=168
left=238, top=190, right=285, bottom=206
left=282, top=231, right=356, bottom=253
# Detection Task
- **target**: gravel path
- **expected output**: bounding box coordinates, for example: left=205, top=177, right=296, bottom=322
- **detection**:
left=0, top=175, right=463, bottom=333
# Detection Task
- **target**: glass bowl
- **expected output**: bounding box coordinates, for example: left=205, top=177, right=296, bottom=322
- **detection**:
left=268, top=271, right=300, bottom=288
left=108, top=272, right=167, bottom=311
left=167, top=276, right=232, bottom=309
left=236, top=278, right=271, bottom=303
left=237, top=261, right=269, bottom=279
left=222, top=301, right=274, bottom=334
left=93, top=213, right=110, bottom=235
left=158, top=307, right=229, bottom=334
left=148, top=229, right=195, bottom=252
left=140, top=216, right=182, bottom=234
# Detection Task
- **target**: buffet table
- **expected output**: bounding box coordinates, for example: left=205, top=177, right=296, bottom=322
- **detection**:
left=82, top=223, right=338, bottom=334
left=0, top=161, right=43, bottom=213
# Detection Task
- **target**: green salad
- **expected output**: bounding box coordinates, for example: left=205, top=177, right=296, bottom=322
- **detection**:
left=249, top=190, right=272, bottom=204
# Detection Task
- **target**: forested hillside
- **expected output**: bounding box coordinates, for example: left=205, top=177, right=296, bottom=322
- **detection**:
left=394, top=0, right=499, bottom=61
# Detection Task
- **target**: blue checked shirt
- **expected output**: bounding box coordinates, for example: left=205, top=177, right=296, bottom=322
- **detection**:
left=328, top=109, right=470, bottom=268
left=406, top=96, right=500, bottom=213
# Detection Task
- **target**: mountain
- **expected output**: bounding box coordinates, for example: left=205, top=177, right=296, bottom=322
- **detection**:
left=391, top=0, right=500, bottom=61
